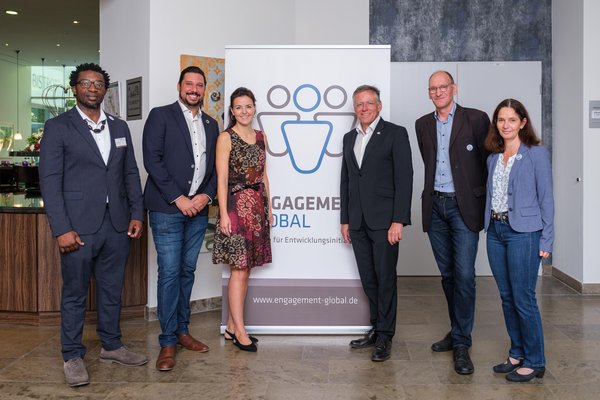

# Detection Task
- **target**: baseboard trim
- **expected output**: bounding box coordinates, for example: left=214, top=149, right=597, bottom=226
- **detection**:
left=551, top=266, right=600, bottom=294
left=145, top=296, right=222, bottom=321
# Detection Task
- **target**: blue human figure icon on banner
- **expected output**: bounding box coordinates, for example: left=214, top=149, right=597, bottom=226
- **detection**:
left=256, top=84, right=356, bottom=174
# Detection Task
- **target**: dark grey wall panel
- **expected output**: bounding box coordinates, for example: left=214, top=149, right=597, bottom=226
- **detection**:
left=370, top=0, right=552, bottom=146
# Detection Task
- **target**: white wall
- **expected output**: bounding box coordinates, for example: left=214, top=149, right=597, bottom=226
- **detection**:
left=552, top=0, right=585, bottom=283
left=582, top=0, right=600, bottom=283
left=100, top=0, right=369, bottom=307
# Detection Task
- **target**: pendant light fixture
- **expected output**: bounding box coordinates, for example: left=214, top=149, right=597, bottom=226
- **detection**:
left=13, top=50, right=23, bottom=141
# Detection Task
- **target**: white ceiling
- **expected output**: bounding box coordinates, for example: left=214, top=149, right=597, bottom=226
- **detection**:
left=0, top=0, right=99, bottom=66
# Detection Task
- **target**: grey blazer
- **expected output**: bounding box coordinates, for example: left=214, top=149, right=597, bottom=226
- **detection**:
left=484, top=144, right=554, bottom=252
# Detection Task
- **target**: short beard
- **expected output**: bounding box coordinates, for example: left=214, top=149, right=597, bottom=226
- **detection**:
left=180, top=94, right=203, bottom=109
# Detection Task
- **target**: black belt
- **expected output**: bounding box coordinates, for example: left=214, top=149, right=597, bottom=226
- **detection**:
left=491, top=211, right=509, bottom=222
left=432, top=190, right=456, bottom=198
left=230, top=182, right=262, bottom=195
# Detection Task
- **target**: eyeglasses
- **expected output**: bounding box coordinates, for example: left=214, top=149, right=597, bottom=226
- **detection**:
left=77, top=79, right=106, bottom=90
left=428, top=84, right=452, bottom=94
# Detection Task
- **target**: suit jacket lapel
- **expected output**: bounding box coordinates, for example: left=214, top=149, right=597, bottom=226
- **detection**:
left=68, top=108, right=105, bottom=164
left=360, top=118, right=385, bottom=165
left=171, top=101, right=194, bottom=157
left=346, top=129, right=360, bottom=170
left=449, top=104, right=464, bottom=148
left=201, top=114, right=214, bottom=167
left=106, top=115, right=118, bottom=166
left=425, top=113, right=437, bottom=154
left=508, top=143, right=529, bottom=186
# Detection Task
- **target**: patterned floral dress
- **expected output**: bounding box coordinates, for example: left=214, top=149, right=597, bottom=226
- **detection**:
left=212, top=129, right=272, bottom=268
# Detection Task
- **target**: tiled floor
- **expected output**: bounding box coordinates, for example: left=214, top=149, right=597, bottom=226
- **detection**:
left=1, top=276, right=600, bottom=399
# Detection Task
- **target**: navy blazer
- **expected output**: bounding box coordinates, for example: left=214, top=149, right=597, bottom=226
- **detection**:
left=340, top=118, right=413, bottom=230
left=143, top=101, right=218, bottom=214
left=415, top=104, right=490, bottom=232
left=484, top=144, right=554, bottom=252
left=39, top=107, right=144, bottom=237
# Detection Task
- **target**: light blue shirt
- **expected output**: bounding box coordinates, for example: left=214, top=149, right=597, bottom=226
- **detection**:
left=434, top=102, right=456, bottom=192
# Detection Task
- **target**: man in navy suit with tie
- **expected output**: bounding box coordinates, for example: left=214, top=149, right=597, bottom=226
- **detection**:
left=143, top=66, right=218, bottom=371
left=40, top=63, right=148, bottom=387
left=340, top=85, right=413, bottom=362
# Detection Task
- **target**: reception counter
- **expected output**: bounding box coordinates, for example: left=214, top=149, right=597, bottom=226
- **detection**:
left=0, top=192, right=147, bottom=325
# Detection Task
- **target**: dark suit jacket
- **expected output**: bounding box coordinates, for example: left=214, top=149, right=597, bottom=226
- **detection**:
left=39, top=107, right=144, bottom=237
left=143, top=101, right=218, bottom=214
left=340, top=118, right=413, bottom=230
left=415, top=104, right=490, bottom=232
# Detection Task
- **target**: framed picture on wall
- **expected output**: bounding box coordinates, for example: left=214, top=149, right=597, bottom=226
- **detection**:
left=126, top=77, right=142, bottom=121
left=103, top=81, right=121, bottom=117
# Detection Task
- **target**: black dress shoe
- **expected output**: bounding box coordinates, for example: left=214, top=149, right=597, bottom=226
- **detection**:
left=232, top=337, right=257, bottom=352
left=493, top=357, right=523, bottom=373
left=224, top=329, right=258, bottom=343
left=349, top=328, right=377, bottom=349
left=431, top=332, right=453, bottom=352
left=453, top=345, right=474, bottom=375
left=371, top=337, right=392, bottom=362
left=506, top=367, right=545, bottom=382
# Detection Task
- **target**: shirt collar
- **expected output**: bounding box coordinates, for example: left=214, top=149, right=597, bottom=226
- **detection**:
left=75, top=106, right=107, bottom=126
left=356, top=115, right=381, bottom=136
left=434, top=102, right=457, bottom=122
left=178, top=100, right=202, bottom=119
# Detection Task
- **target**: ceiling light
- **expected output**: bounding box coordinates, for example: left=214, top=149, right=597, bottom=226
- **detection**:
left=56, top=43, right=61, bottom=47
left=5, top=10, right=18, bottom=15
left=73, top=20, right=79, bottom=24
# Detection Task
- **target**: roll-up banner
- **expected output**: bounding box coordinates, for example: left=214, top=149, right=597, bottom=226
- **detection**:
left=222, top=45, right=391, bottom=334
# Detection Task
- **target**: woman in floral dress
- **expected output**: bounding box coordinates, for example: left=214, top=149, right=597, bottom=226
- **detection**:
left=213, top=87, right=272, bottom=352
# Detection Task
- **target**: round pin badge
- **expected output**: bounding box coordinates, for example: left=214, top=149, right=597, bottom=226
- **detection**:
left=516, top=154, right=522, bottom=160
left=466, top=144, right=473, bottom=151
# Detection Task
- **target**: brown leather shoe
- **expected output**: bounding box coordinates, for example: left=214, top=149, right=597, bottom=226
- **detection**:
left=177, top=333, right=209, bottom=352
left=156, top=345, right=176, bottom=371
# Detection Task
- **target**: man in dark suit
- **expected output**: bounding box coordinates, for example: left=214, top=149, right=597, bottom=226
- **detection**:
left=415, top=70, right=490, bottom=375
left=340, top=85, right=413, bottom=362
left=39, top=63, right=148, bottom=387
left=143, top=66, right=218, bottom=371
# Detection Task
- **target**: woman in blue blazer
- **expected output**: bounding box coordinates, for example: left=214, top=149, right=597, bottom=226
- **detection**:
left=483, top=99, right=554, bottom=382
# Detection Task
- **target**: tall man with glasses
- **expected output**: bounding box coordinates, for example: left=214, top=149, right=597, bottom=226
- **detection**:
left=40, top=63, right=148, bottom=387
left=341, top=85, right=413, bottom=362
left=143, top=66, right=218, bottom=371
left=415, top=70, right=490, bottom=374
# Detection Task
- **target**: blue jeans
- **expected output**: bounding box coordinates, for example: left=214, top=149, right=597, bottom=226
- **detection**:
left=487, top=219, right=545, bottom=368
left=428, top=196, right=478, bottom=348
left=150, top=211, right=208, bottom=347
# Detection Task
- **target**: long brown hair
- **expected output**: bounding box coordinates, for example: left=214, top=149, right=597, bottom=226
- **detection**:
left=484, top=98, right=540, bottom=153
left=226, top=87, right=256, bottom=130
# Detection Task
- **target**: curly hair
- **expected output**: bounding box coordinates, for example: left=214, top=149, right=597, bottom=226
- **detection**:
left=69, top=63, right=110, bottom=88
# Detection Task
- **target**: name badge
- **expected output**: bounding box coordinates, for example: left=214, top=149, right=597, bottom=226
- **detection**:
left=114, top=137, right=127, bottom=148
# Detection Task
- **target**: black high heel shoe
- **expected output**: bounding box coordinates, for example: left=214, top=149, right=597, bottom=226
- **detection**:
left=493, top=357, right=523, bottom=373
left=224, top=329, right=258, bottom=343
left=232, top=336, right=257, bottom=352
left=505, top=367, right=545, bottom=382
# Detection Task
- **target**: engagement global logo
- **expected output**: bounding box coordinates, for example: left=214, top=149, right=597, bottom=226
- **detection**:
left=256, top=84, right=356, bottom=174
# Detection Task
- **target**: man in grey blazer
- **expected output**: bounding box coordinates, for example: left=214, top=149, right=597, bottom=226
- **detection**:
left=143, top=66, right=218, bottom=371
left=39, top=63, right=147, bottom=387
left=415, top=71, right=490, bottom=375
left=341, top=85, right=413, bottom=362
